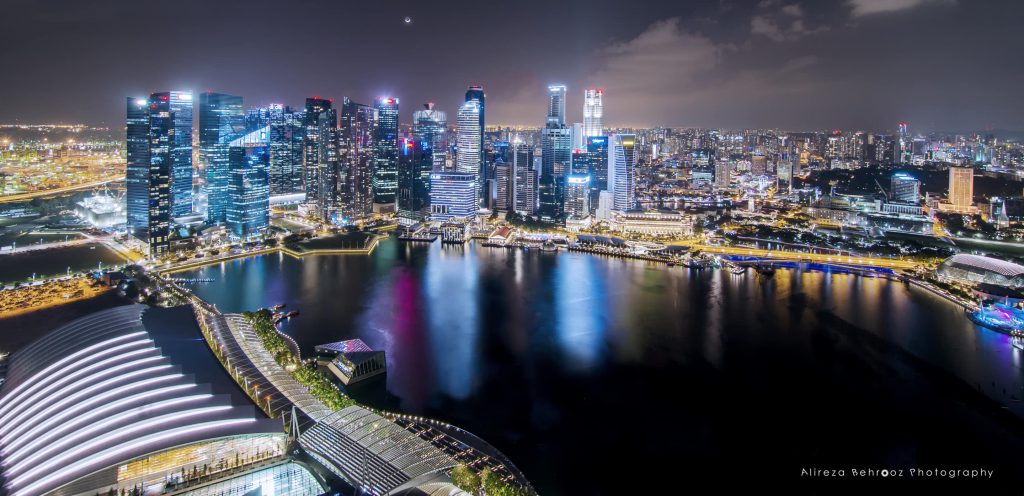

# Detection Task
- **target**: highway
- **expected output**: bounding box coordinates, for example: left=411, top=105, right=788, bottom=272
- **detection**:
left=0, top=176, right=123, bottom=203
left=685, top=243, right=920, bottom=269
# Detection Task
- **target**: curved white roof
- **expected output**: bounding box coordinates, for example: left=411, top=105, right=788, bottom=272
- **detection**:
left=0, top=305, right=281, bottom=496
left=945, top=254, right=1024, bottom=277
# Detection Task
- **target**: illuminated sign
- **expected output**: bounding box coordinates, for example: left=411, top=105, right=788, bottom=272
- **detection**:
left=567, top=175, right=590, bottom=185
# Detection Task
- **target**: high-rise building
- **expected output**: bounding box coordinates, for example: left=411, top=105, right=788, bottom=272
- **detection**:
left=198, top=92, right=244, bottom=225
left=303, top=97, right=333, bottom=212
left=146, top=93, right=174, bottom=256
left=608, top=134, right=636, bottom=211
left=586, top=136, right=609, bottom=212
left=891, top=172, right=920, bottom=204
left=495, top=160, right=513, bottom=214
left=154, top=91, right=194, bottom=218
left=226, top=127, right=270, bottom=239
left=714, top=159, right=731, bottom=190
left=751, top=155, right=767, bottom=176
left=465, top=85, right=485, bottom=172
left=583, top=89, right=604, bottom=139
left=898, top=122, right=911, bottom=164
left=125, top=97, right=150, bottom=238
left=456, top=100, right=483, bottom=176
left=412, top=103, right=447, bottom=168
left=267, top=104, right=304, bottom=196
left=372, top=97, right=400, bottom=210
left=546, top=85, right=566, bottom=127
left=777, top=158, right=794, bottom=193
left=429, top=171, right=477, bottom=222
left=316, top=108, right=340, bottom=219
left=397, top=137, right=432, bottom=225
left=572, top=123, right=584, bottom=150
left=513, top=143, right=536, bottom=215
left=565, top=174, right=591, bottom=220
left=340, top=98, right=375, bottom=218
left=949, top=166, right=974, bottom=209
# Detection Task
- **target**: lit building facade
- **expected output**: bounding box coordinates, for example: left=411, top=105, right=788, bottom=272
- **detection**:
left=949, top=166, right=974, bottom=209
left=340, top=97, right=375, bottom=219
left=564, top=174, right=591, bottom=220
left=126, top=97, right=150, bottom=239
left=456, top=100, right=482, bottom=176
left=198, top=92, right=244, bottom=225
left=583, top=89, right=603, bottom=139
left=303, top=97, right=333, bottom=211
left=609, top=134, right=636, bottom=211
left=227, top=127, right=271, bottom=239
left=372, top=97, right=400, bottom=210
left=429, top=171, right=477, bottom=222
left=167, top=91, right=194, bottom=217
left=397, top=137, right=432, bottom=225
left=267, top=104, right=305, bottom=196
left=891, top=172, right=920, bottom=204
left=147, top=92, right=173, bottom=257
left=513, top=143, right=536, bottom=215
left=412, top=103, right=447, bottom=168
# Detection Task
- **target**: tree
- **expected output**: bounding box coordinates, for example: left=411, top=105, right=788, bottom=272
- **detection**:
left=450, top=464, right=481, bottom=494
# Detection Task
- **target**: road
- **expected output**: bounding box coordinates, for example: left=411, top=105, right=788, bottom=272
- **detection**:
left=0, top=176, right=123, bottom=203
left=685, top=243, right=919, bottom=269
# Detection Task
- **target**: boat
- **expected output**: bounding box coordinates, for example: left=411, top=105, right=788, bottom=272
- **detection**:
left=285, top=310, right=299, bottom=318
left=273, top=303, right=286, bottom=310
left=666, top=261, right=675, bottom=267
left=731, top=266, right=747, bottom=275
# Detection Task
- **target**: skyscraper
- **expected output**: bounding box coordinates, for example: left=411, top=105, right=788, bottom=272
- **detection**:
left=316, top=108, right=340, bottom=219
left=898, top=122, right=911, bottom=164
left=949, top=166, right=974, bottom=209
left=540, top=84, right=571, bottom=222
left=465, top=85, right=485, bottom=172
left=166, top=91, right=193, bottom=217
left=146, top=93, right=174, bottom=256
left=198, top=92, right=243, bottom=225
left=495, top=160, right=513, bottom=214
left=546, top=85, right=566, bottom=127
left=412, top=103, right=447, bottom=168
left=583, top=89, right=604, bottom=139
left=303, top=97, right=333, bottom=211
left=226, top=127, right=270, bottom=239
left=340, top=98, right=375, bottom=218
left=586, top=136, right=609, bottom=212
left=267, top=104, right=304, bottom=196
left=429, top=171, right=477, bottom=222
left=397, top=137, right=432, bottom=225
left=891, top=172, right=920, bottom=204
left=125, top=97, right=150, bottom=238
left=564, top=174, right=591, bottom=220
left=714, top=159, right=731, bottom=191
left=608, top=134, right=636, bottom=211
left=372, top=97, right=400, bottom=210
left=456, top=100, right=483, bottom=176
left=513, top=142, right=536, bottom=216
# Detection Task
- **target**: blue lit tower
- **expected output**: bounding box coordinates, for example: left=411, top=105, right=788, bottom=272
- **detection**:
left=267, top=104, right=305, bottom=196
left=586, top=136, right=609, bottom=212
left=125, top=97, right=150, bottom=238
left=372, top=96, right=400, bottom=211
left=166, top=91, right=193, bottom=217
left=146, top=93, right=173, bottom=256
left=198, top=92, right=244, bottom=225
left=540, top=85, right=571, bottom=223
left=226, top=127, right=271, bottom=239
left=397, top=136, right=432, bottom=226
left=609, top=134, right=637, bottom=211
left=316, top=107, right=340, bottom=220
left=412, top=103, right=447, bottom=168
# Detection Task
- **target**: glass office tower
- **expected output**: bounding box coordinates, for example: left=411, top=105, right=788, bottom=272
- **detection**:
left=227, top=128, right=271, bottom=239
left=397, top=137, right=432, bottom=226
left=168, top=91, right=194, bottom=217
left=147, top=93, right=173, bottom=256
left=372, top=97, right=400, bottom=210
left=340, top=98, right=375, bottom=219
left=126, top=97, right=150, bottom=238
left=199, top=92, right=244, bottom=225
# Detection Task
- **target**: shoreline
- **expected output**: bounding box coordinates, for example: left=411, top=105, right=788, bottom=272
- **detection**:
left=159, top=234, right=383, bottom=275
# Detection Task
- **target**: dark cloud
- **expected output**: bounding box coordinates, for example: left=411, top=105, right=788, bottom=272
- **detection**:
left=0, top=0, right=1019, bottom=132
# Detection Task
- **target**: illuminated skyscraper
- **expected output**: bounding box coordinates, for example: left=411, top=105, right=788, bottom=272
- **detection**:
left=898, top=122, right=911, bottom=164
left=513, top=142, right=536, bottom=215
left=714, top=159, right=731, bottom=191
left=465, top=85, right=485, bottom=172
left=456, top=100, right=482, bottom=176
left=495, top=160, right=512, bottom=213
left=891, top=172, right=920, bottom=204
left=303, top=97, right=333, bottom=209
left=949, top=166, right=974, bottom=209
left=226, top=127, right=270, bottom=239
left=412, top=103, right=447, bottom=168
left=146, top=92, right=173, bottom=256
left=586, top=136, right=609, bottom=211
left=340, top=98, right=375, bottom=218
left=583, top=89, right=603, bottom=139
left=125, top=97, right=150, bottom=238
left=267, top=104, right=304, bottom=196
left=546, top=85, right=566, bottom=127
left=372, top=96, right=400, bottom=210
left=198, top=92, right=243, bottom=225
left=608, top=134, right=636, bottom=211
left=163, top=91, right=194, bottom=217
left=429, top=171, right=477, bottom=222
left=316, top=108, right=340, bottom=219
left=397, top=137, right=432, bottom=225
left=564, top=174, right=591, bottom=219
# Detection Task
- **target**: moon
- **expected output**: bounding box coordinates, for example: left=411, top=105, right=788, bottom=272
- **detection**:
left=403, top=16, right=412, bottom=24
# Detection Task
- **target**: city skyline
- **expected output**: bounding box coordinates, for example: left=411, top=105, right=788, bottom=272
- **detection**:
left=2, top=0, right=1023, bottom=131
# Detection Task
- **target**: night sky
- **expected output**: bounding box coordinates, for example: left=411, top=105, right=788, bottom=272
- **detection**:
left=1, top=0, right=1021, bottom=132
